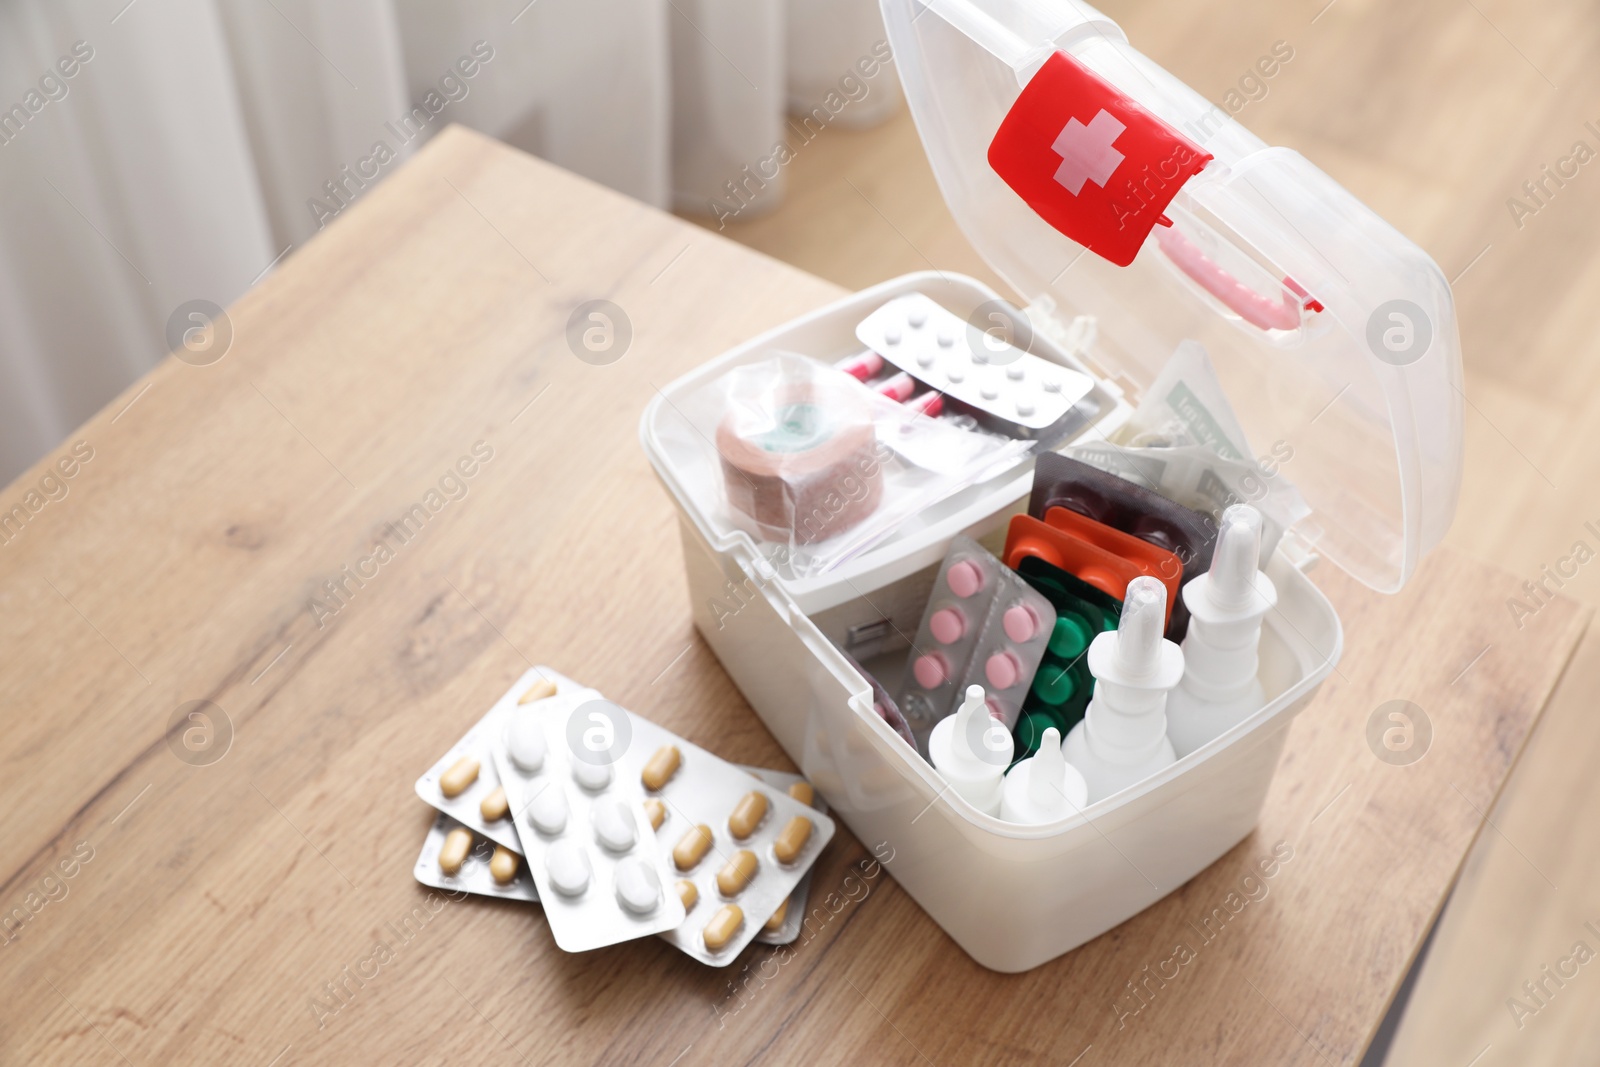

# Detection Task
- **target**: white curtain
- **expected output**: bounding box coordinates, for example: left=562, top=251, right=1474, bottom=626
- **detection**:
left=0, top=0, right=898, bottom=485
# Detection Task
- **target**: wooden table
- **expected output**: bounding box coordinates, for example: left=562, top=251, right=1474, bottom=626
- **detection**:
left=0, top=127, right=1587, bottom=1066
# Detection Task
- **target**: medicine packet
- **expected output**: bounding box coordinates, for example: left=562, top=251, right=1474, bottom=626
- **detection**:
left=667, top=353, right=1030, bottom=578
left=1065, top=340, right=1309, bottom=559
left=741, top=767, right=830, bottom=947
left=629, top=716, right=836, bottom=967
left=897, top=535, right=1057, bottom=756
left=414, top=666, right=594, bottom=855
left=492, top=692, right=685, bottom=953
left=413, top=811, right=537, bottom=902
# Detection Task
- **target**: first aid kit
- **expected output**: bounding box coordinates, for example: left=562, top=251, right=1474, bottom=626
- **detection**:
left=641, top=0, right=1461, bottom=971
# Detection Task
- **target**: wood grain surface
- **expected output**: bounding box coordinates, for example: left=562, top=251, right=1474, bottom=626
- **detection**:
left=0, top=126, right=1586, bottom=1066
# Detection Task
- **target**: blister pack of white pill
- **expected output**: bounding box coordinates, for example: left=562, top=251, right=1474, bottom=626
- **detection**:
left=856, top=292, right=1095, bottom=430
left=414, top=666, right=594, bottom=854
left=741, top=767, right=828, bottom=947
left=492, top=695, right=685, bottom=952
left=413, top=811, right=538, bottom=902
left=630, top=718, right=837, bottom=966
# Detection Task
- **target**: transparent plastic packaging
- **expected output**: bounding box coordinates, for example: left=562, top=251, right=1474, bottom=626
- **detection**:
left=1065, top=342, right=1309, bottom=560
left=669, top=353, right=1031, bottom=577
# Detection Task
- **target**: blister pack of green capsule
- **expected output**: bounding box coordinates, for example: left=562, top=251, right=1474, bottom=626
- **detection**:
left=1011, top=556, right=1122, bottom=759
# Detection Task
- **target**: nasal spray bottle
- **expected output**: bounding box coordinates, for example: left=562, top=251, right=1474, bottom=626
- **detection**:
left=929, top=685, right=1012, bottom=816
left=1164, top=504, right=1278, bottom=758
left=1000, top=727, right=1087, bottom=823
left=1063, top=576, right=1184, bottom=803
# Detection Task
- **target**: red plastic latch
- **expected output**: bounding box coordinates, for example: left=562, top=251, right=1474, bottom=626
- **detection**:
left=988, top=51, right=1212, bottom=268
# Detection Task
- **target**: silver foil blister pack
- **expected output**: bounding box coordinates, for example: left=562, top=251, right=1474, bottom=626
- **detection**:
left=493, top=691, right=684, bottom=952
left=414, top=666, right=593, bottom=854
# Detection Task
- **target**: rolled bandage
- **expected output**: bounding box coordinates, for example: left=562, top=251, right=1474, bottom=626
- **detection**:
left=716, top=373, right=883, bottom=546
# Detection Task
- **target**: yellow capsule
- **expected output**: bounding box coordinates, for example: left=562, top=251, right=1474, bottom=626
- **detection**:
left=673, top=824, right=714, bottom=871
left=788, top=781, right=815, bottom=808
left=439, top=756, right=479, bottom=798
left=773, top=816, right=813, bottom=865
left=489, top=845, right=518, bottom=885
left=438, top=828, right=472, bottom=875
left=727, top=791, right=769, bottom=840
left=716, top=850, right=759, bottom=897
left=643, top=797, right=667, bottom=831
left=479, top=785, right=508, bottom=822
left=762, top=897, right=790, bottom=933
left=676, top=879, right=699, bottom=911
left=641, top=745, right=682, bottom=791
left=703, top=905, right=744, bottom=952
left=517, top=677, right=559, bottom=705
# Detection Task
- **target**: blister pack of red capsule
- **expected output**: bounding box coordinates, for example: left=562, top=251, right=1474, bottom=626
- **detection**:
left=896, top=535, right=1057, bottom=756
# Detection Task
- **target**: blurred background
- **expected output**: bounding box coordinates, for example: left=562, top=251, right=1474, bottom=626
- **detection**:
left=4, top=1, right=1599, bottom=1062
left=0, top=0, right=898, bottom=486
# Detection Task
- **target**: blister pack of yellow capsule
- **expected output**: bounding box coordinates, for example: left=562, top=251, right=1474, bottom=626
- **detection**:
left=413, top=811, right=537, bottom=902
left=742, top=767, right=828, bottom=947
left=617, top=713, right=837, bottom=966
left=414, top=666, right=595, bottom=855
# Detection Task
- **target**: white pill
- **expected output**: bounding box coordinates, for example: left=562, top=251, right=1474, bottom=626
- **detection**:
left=614, top=858, right=662, bottom=914
left=937, top=330, right=954, bottom=348
left=528, top=781, right=569, bottom=834
left=917, top=350, right=935, bottom=368
left=947, top=366, right=965, bottom=383
left=1007, top=364, right=1025, bottom=380
left=1016, top=398, right=1036, bottom=417
left=1043, top=378, right=1062, bottom=393
left=593, top=799, right=637, bottom=852
left=506, top=717, right=546, bottom=773
left=546, top=841, right=591, bottom=897
left=908, top=308, right=927, bottom=328
left=981, top=383, right=1000, bottom=400
left=572, top=760, right=612, bottom=791
left=885, top=327, right=902, bottom=345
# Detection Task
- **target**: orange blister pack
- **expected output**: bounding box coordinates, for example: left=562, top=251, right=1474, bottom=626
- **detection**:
left=1003, top=511, right=1183, bottom=629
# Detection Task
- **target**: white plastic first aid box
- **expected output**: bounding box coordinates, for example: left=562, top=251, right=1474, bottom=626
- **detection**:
left=641, top=0, right=1463, bottom=972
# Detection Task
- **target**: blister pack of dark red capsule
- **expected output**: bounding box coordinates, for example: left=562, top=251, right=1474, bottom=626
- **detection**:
left=896, top=535, right=1057, bottom=755
left=1029, top=452, right=1216, bottom=640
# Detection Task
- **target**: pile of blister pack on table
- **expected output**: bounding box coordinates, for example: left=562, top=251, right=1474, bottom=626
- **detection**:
left=412, top=668, right=836, bottom=964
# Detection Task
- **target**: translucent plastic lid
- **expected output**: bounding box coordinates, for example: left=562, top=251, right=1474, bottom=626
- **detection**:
left=881, top=0, right=1463, bottom=592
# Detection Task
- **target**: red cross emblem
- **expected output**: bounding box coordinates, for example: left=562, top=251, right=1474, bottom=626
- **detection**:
left=988, top=51, right=1213, bottom=267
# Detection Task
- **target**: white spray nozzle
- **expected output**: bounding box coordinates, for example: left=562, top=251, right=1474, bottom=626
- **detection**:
left=929, top=684, right=1010, bottom=816
left=1114, top=576, right=1168, bottom=679
left=1027, top=728, right=1068, bottom=808
left=953, top=685, right=1008, bottom=762
left=1001, top=726, right=1089, bottom=823
left=1210, top=505, right=1265, bottom=611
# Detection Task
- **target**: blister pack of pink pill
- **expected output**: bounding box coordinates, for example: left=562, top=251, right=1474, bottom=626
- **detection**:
left=897, top=535, right=1057, bottom=755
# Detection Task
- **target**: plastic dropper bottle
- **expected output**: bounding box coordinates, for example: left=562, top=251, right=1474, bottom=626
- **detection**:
left=1063, top=576, right=1184, bottom=803
left=928, top=684, right=1013, bottom=816
left=1000, top=727, right=1087, bottom=823
left=1165, top=504, right=1279, bottom=758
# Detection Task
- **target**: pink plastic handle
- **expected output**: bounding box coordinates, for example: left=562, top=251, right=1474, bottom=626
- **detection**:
left=1155, top=225, right=1307, bottom=332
